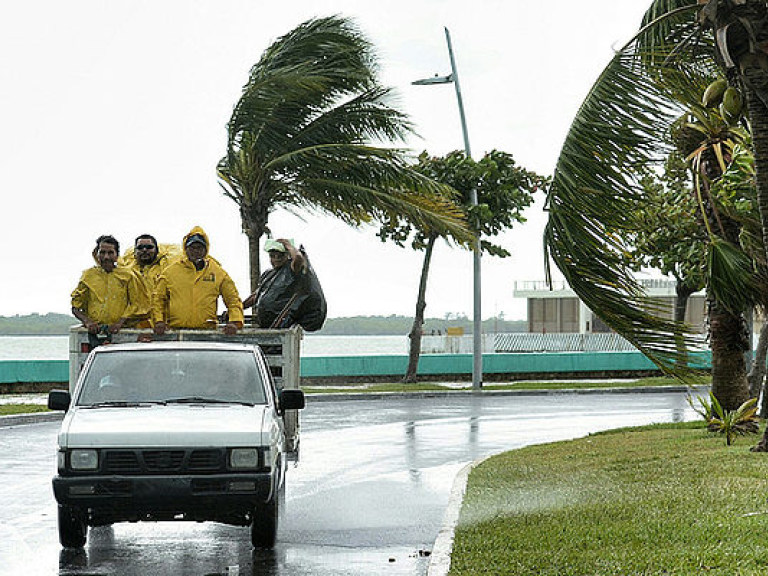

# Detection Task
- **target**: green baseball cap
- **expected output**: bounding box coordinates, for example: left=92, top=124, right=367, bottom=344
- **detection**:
left=264, top=238, right=294, bottom=252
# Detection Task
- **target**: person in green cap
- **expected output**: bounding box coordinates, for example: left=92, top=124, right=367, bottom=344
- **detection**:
left=242, top=238, right=307, bottom=329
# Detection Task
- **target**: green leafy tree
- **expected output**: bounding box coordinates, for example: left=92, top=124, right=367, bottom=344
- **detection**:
left=544, top=0, right=768, bottom=411
left=379, top=150, right=545, bottom=382
left=217, top=16, right=472, bottom=290
left=629, top=154, right=707, bottom=322
left=620, top=157, right=706, bottom=367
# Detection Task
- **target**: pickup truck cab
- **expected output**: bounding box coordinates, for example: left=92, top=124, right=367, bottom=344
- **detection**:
left=48, top=340, right=305, bottom=549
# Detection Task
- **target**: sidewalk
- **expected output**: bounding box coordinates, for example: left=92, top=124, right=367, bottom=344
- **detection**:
left=0, top=393, right=49, bottom=405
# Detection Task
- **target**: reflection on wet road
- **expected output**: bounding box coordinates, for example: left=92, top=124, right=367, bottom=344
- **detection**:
left=0, top=391, right=696, bottom=575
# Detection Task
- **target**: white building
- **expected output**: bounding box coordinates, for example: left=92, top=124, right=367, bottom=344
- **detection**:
left=513, top=279, right=707, bottom=335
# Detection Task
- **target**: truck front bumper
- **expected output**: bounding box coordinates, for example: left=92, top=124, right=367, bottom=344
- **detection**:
left=53, top=473, right=274, bottom=524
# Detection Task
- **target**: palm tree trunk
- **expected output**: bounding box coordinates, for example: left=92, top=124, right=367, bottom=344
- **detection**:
left=241, top=208, right=267, bottom=293
left=741, top=39, right=768, bottom=447
left=247, top=230, right=262, bottom=293
left=749, top=86, right=768, bottom=266
left=404, top=234, right=437, bottom=383
left=709, top=299, right=750, bottom=411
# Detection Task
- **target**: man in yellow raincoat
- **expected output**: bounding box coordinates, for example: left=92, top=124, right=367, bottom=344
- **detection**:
left=71, top=235, right=150, bottom=335
left=124, top=234, right=176, bottom=293
left=120, top=233, right=179, bottom=327
left=152, top=226, right=244, bottom=335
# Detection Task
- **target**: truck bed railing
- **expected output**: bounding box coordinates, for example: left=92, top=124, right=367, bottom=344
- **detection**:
left=68, top=325, right=303, bottom=456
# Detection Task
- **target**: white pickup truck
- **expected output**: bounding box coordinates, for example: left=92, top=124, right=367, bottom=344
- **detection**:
left=47, top=327, right=305, bottom=549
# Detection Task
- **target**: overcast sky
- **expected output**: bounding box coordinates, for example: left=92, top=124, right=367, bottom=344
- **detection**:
left=1, top=0, right=656, bottom=320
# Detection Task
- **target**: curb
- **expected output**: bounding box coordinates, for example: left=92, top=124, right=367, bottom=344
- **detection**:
left=427, top=455, right=492, bottom=576
left=0, top=411, right=63, bottom=428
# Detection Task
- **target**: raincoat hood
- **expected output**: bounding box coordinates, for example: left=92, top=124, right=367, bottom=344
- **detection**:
left=151, top=227, right=243, bottom=329
left=182, top=226, right=210, bottom=259
left=183, top=226, right=209, bottom=247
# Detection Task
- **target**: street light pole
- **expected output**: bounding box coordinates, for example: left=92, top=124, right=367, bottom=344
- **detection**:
left=413, top=27, right=482, bottom=390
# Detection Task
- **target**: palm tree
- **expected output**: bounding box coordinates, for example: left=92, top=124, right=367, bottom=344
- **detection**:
left=218, top=16, right=472, bottom=290
left=544, top=0, right=768, bottom=411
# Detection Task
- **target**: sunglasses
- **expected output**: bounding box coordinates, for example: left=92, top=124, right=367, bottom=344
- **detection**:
left=136, top=245, right=156, bottom=251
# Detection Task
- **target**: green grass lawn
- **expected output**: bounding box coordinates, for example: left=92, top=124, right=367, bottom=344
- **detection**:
left=0, top=404, right=49, bottom=416
left=450, top=421, right=768, bottom=575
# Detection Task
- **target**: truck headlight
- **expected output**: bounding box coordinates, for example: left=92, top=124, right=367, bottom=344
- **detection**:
left=229, top=448, right=259, bottom=470
left=70, top=449, right=99, bottom=471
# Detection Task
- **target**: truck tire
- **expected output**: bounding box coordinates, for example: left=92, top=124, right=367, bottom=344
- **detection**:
left=251, top=495, right=278, bottom=548
left=58, top=505, right=87, bottom=548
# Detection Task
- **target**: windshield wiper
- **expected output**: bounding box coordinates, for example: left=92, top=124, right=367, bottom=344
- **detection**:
left=164, top=397, right=256, bottom=406
left=164, top=397, right=232, bottom=404
left=83, top=401, right=154, bottom=408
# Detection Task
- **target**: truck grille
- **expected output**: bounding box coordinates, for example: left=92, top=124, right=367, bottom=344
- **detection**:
left=101, top=449, right=227, bottom=475
left=143, top=450, right=185, bottom=471
left=188, top=449, right=223, bottom=471
left=103, top=451, right=140, bottom=473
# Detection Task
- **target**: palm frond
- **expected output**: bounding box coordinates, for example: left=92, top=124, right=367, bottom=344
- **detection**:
left=707, top=237, right=759, bottom=313
left=228, top=16, right=379, bottom=141
left=545, top=10, right=707, bottom=374
left=291, top=87, right=414, bottom=148
left=268, top=143, right=473, bottom=243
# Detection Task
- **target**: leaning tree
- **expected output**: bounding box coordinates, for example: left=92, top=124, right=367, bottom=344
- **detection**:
left=218, top=16, right=473, bottom=290
left=378, top=150, right=545, bottom=382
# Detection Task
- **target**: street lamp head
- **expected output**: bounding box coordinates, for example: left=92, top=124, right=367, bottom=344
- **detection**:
left=411, top=73, right=454, bottom=86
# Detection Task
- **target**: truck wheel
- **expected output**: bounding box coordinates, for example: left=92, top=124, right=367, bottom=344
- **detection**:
left=251, top=495, right=278, bottom=548
left=58, top=505, right=87, bottom=548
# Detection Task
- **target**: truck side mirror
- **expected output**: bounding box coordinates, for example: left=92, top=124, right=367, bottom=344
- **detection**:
left=48, top=389, right=71, bottom=411
left=279, top=389, right=305, bottom=413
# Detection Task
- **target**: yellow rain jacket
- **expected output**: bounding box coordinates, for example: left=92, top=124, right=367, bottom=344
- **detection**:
left=120, top=243, right=181, bottom=294
left=119, top=244, right=181, bottom=328
left=71, top=265, right=150, bottom=327
left=152, top=226, right=244, bottom=329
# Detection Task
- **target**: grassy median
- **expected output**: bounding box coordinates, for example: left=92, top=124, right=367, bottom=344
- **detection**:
left=0, top=403, right=49, bottom=416
left=449, top=421, right=768, bottom=576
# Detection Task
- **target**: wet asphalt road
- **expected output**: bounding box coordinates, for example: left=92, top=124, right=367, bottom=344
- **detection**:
left=0, top=390, right=697, bottom=576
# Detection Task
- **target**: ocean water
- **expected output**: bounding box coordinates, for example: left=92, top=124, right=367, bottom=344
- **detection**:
left=0, top=334, right=409, bottom=360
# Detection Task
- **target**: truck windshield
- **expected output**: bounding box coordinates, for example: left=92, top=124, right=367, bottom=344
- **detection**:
left=76, top=350, right=267, bottom=407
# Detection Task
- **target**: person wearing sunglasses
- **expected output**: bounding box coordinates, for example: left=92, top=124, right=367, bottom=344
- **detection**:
left=129, top=234, right=173, bottom=293
left=117, top=234, right=176, bottom=329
